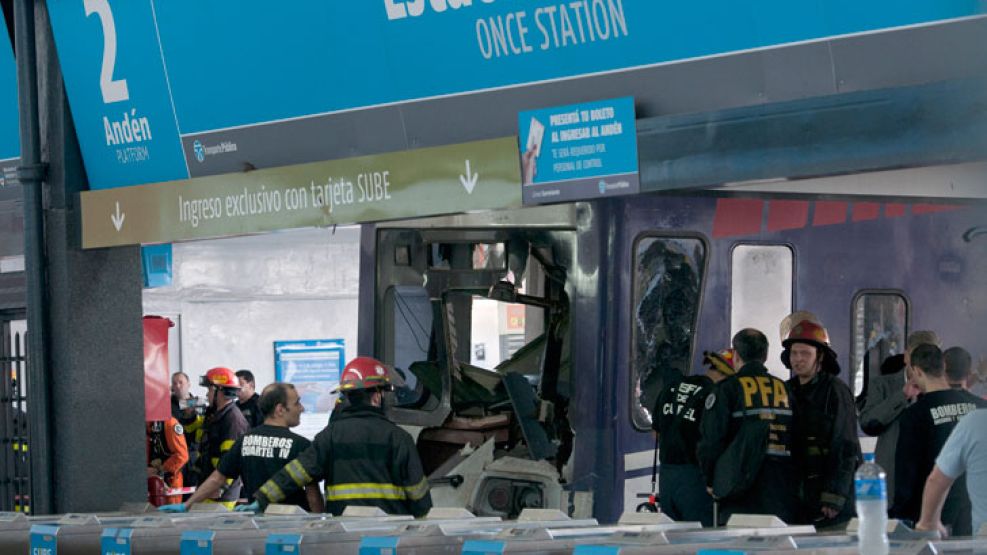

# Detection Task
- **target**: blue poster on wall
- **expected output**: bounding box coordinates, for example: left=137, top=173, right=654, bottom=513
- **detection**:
left=274, top=339, right=345, bottom=414
left=519, top=97, right=639, bottom=204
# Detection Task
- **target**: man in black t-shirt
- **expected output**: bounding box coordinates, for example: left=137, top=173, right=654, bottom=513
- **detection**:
left=652, top=348, right=736, bottom=525
left=891, top=344, right=987, bottom=535
left=159, top=383, right=324, bottom=512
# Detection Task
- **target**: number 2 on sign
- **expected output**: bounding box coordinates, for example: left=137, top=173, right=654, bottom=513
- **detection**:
left=84, top=0, right=129, bottom=103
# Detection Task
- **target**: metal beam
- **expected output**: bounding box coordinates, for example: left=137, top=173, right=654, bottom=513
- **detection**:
left=15, top=0, right=53, bottom=515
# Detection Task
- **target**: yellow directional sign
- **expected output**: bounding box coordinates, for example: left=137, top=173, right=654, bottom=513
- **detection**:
left=81, top=137, right=522, bottom=249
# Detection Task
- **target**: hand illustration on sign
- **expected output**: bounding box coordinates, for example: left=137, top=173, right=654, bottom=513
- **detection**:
left=521, top=117, right=544, bottom=185
left=521, top=147, right=538, bottom=185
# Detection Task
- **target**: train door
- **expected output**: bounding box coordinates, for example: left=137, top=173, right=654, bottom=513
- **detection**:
left=607, top=195, right=717, bottom=520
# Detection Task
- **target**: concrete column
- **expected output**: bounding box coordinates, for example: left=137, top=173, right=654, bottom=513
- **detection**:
left=32, top=1, right=146, bottom=512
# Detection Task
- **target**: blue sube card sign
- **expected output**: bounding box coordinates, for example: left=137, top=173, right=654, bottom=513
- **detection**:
left=519, top=97, right=639, bottom=204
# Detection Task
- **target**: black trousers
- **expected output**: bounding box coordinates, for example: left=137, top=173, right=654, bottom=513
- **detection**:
left=718, top=459, right=800, bottom=526
left=659, top=463, right=714, bottom=527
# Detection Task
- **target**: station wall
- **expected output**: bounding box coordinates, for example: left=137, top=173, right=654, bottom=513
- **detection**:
left=142, top=226, right=361, bottom=435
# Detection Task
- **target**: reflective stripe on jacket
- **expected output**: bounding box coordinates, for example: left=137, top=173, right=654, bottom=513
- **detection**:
left=255, top=403, right=432, bottom=517
left=198, top=401, right=249, bottom=501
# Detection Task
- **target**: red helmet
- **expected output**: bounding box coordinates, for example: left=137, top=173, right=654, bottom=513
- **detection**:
left=781, top=320, right=841, bottom=374
left=703, top=348, right=737, bottom=376
left=334, top=357, right=392, bottom=393
left=782, top=320, right=831, bottom=349
left=200, top=367, right=241, bottom=390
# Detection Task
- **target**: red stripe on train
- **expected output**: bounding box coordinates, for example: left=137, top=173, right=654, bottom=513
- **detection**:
left=852, top=202, right=881, bottom=222
left=713, top=199, right=963, bottom=238
left=812, top=201, right=849, bottom=226
left=912, top=204, right=962, bottom=214
left=884, top=203, right=907, bottom=218
left=767, top=200, right=809, bottom=232
left=712, top=198, right=764, bottom=238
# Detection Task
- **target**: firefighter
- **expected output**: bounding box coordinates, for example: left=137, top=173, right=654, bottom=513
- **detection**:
left=698, top=329, right=800, bottom=525
left=193, top=366, right=249, bottom=509
left=146, top=417, right=189, bottom=506
left=159, top=382, right=324, bottom=513
left=782, top=319, right=861, bottom=528
left=240, top=356, right=432, bottom=516
left=652, top=348, right=736, bottom=526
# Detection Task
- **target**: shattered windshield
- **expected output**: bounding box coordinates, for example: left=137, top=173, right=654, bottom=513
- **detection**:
left=631, top=235, right=706, bottom=430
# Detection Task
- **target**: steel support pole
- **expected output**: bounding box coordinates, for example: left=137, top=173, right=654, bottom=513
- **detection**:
left=15, top=0, right=54, bottom=515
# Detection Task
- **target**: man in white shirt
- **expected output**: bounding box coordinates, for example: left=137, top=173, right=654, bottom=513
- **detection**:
left=916, top=408, right=987, bottom=536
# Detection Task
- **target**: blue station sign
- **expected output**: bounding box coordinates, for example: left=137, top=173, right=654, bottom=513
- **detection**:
left=0, top=9, right=19, bottom=180
left=519, top=96, right=638, bottom=204
left=45, top=0, right=982, bottom=190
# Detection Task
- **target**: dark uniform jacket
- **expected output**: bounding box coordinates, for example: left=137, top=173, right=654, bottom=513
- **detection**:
left=197, top=401, right=249, bottom=503
left=237, top=393, right=265, bottom=429
left=255, top=403, right=432, bottom=516
left=788, top=371, right=861, bottom=526
left=218, top=424, right=312, bottom=509
left=698, top=361, right=799, bottom=523
left=891, top=388, right=987, bottom=535
left=654, top=374, right=713, bottom=465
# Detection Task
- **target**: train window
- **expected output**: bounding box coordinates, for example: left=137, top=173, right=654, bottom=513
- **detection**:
left=730, top=244, right=794, bottom=379
left=383, top=285, right=433, bottom=407
left=851, top=292, right=908, bottom=398
left=630, top=235, right=706, bottom=431
left=470, top=296, right=536, bottom=370
left=429, top=242, right=508, bottom=271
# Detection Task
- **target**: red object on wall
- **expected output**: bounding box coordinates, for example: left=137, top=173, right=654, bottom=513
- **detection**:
left=143, top=316, right=174, bottom=422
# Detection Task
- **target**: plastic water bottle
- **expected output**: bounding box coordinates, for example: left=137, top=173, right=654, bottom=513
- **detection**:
left=855, top=453, right=889, bottom=555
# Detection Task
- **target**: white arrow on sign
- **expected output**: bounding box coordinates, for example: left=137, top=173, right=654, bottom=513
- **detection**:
left=459, top=159, right=478, bottom=194
left=110, top=201, right=125, bottom=231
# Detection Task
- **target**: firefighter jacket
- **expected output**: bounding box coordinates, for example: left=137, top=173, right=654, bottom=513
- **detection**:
left=255, top=403, right=432, bottom=517
left=147, top=417, right=189, bottom=505
left=196, top=400, right=249, bottom=503
left=697, top=361, right=798, bottom=501
left=788, top=370, right=861, bottom=524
